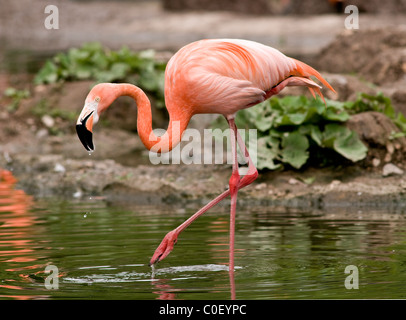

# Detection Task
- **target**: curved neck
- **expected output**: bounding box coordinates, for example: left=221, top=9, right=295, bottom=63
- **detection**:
left=113, top=83, right=190, bottom=153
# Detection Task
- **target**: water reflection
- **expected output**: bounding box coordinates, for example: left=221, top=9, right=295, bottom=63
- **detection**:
left=152, top=278, right=177, bottom=300
left=0, top=169, right=45, bottom=299
left=150, top=264, right=232, bottom=300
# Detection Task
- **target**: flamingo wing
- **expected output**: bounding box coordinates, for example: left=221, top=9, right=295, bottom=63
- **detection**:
left=164, top=39, right=335, bottom=117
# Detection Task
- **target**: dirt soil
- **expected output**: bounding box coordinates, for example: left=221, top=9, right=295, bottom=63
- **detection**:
left=316, top=26, right=406, bottom=115
left=1, top=1, right=406, bottom=210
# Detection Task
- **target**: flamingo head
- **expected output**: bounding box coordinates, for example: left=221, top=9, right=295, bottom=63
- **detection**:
left=76, top=83, right=117, bottom=152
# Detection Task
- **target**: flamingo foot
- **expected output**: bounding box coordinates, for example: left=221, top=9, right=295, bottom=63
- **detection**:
left=149, top=230, right=179, bottom=266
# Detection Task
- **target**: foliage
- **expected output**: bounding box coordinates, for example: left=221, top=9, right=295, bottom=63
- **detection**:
left=34, top=42, right=166, bottom=107
left=3, top=87, right=30, bottom=112
left=211, top=94, right=398, bottom=170
left=31, top=98, right=77, bottom=122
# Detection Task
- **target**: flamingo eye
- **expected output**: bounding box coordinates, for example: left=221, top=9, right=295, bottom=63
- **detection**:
left=95, top=96, right=100, bottom=103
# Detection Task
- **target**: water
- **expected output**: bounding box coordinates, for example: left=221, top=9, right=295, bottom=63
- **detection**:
left=1, top=170, right=406, bottom=300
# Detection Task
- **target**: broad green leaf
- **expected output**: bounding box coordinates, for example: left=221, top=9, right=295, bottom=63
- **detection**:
left=90, top=51, right=109, bottom=70
left=297, top=124, right=313, bottom=135
left=267, top=97, right=284, bottom=114
left=322, top=123, right=350, bottom=148
left=303, top=106, right=320, bottom=123
left=280, top=132, right=309, bottom=169
left=310, top=125, right=323, bottom=146
left=75, top=66, right=93, bottom=79
left=256, top=137, right=281, bottom=170
left=334, top=131, right=367, bottom=162
left=254, top=113, right=274, bottom=131
left=277, top=112, right=307, bottom=126
left=323, top=98, right=345, bottom=109
left=34, top=60, right=59, bottom=84
left=138, top=73, right=160, bottom=91
left=68, top=47, right=90, bottom=61
left=324, top=108, right=350, bottom=122
left=54, top=52, right=70, bottom=69
left=34, top=42, right=166, bottom=108
left=110, top=62, right=130, bottom=77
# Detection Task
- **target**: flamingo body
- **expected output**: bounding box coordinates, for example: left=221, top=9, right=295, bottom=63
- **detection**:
left=76, top=39, right=335, bottom=282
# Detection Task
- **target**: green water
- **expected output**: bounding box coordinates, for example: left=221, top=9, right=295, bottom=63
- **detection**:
left=1, top=194, right=406, bottom=300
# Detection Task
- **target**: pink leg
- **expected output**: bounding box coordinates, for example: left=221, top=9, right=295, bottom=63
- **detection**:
left=149, top=120, right=258, bottom=267
left=227, top=117, right=239, bottom=273
left=227, top=118, right=239, bottom=301
left=149, top=188, right=231, bottom=265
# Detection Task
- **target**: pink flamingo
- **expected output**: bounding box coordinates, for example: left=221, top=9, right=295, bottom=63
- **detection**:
left=76, top=39, right=335, bottom=274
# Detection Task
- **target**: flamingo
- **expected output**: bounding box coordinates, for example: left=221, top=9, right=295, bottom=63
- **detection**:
left=76, top=39, right=335, bottom=273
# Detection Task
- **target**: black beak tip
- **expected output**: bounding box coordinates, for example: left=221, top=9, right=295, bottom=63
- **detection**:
left=76, top=124, right=94, bottom=151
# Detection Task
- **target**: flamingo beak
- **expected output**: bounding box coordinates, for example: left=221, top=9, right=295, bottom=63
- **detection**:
left=76, top=107, right=95, bottom=152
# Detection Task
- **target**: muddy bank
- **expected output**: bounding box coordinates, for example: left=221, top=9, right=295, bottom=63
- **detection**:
left=2, top=149, right=406, bottom=211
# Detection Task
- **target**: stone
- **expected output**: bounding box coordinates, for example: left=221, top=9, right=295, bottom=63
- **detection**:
left=382, top=163, right=404, bottom=177
left=54, top=163, right=66, bottom=173
left=41, top=115, right=55, bottom=128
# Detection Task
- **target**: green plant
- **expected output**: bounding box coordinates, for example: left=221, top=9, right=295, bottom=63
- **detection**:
left=32, top=98, right=77, bottom=122
left=212, top=95, right=370, bottom=170
left=3, top=87, right=30, bottom=112
left=34, top=42, right=166, bottom=107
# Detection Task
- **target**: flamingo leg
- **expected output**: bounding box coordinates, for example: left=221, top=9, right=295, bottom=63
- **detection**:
left=149, top=120, right=258, bottom=267
left=226, top=117, right=240, bottom=301
left=227, top=117, right=239, bottom=273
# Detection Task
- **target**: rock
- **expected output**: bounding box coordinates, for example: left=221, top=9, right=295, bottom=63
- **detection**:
left=328, top=180, right=341, bottom=190
left=73, top=190, right=83, bottom=198
left=387, top=143, right=395, bottom=154
left=34, top=84, right=47, bottom=94
left=54, top=163, right=66, bottom=173
left=382, top=163, right=404, bottom=177
left=346, top=111, right=406, bottom=150
left=288, top=178, right=301, bottom=185
left=41, top=115, right=55, bottom=128
left=372, top=158, right=381, bottom=167
left=36, top=128, right=48, bottom=139
left=255, top=182, right=267, bottom=190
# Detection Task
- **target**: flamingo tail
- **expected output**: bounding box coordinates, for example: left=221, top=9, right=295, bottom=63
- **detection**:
left=290, top=58, right=336, bottom=103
